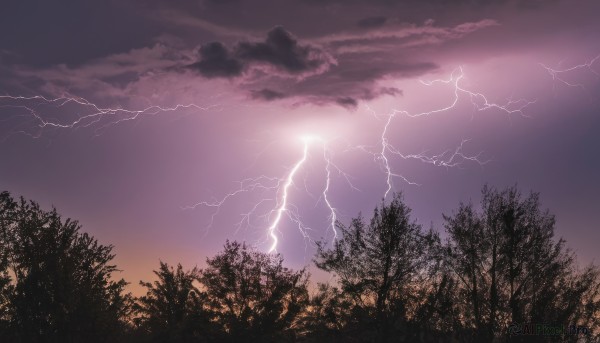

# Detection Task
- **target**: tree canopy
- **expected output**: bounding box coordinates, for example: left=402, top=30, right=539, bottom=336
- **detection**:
left=314, top=193, right=439, bottom=342
left=0, top=191, right=131, bottom=342
left=201, top=241, right=309, bottom=342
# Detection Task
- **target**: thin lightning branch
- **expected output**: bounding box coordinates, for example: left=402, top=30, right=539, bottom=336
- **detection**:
left=379, top=112, right=416, bottom=198
left=387, top=139, right=490, bottom=168
left=322, top=149, right=337, bottom=242
left=412, top=66, right=536, bottom=118
left=183, top=176, right=282, bottom=234
left=233, top=198, right=274, bottom=236
left=539, top=54, right=600, bottom=92
left=319, top=140, right=359, bottom=243
left=0, top=94, right=219, bottom=138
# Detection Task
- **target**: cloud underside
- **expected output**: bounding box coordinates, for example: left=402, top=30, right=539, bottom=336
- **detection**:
left=187, top=26, right=446, bottom=108
left=189, top=26, right=335, bottom=79
left=248, top=60, right=435, bottom=110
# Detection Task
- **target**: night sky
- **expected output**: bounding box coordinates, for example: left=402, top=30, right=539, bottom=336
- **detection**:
left=1, top=0, right=599, bottom=294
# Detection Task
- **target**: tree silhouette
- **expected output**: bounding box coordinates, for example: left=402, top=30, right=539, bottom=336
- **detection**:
left=0, top=191, right=131, bottom=343
left=1, top=186, right=598, bottom=343
left=201, top=241, right=309, bottom=342
left=442, top=185, right=600, bottom=342
left=443, top=200, right=490, bottom=341
left=314, top=193, right=438, bottom=342
left=135, top=262, right=211, bottom=342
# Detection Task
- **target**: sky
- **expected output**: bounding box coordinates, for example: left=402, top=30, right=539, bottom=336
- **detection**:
left=1, top=0, right=599, bottom=295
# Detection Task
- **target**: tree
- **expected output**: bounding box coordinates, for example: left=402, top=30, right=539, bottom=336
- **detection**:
left=314, top=193, right=437, bottom=342
left=135, top=262, right=211, bottom=343
left=443, top=185, right=600, bottom=342
left=201, top=241, right=309, bottom=342
left=443, top=201, right=490, bottom=341
left=0, top=191, right=131, bottom=343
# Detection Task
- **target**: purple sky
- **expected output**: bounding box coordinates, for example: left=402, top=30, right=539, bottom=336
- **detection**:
left=1, top=0, right=599, bottom=294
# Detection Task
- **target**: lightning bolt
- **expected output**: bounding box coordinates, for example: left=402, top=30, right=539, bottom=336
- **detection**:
left=319, top=138, right=359, bottom=244
left=266, top=137, right=311, bottom=253
left=322, top=147, right=338, bottom=242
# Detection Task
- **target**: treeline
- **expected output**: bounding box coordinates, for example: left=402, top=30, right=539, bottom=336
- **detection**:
left=0, top=187, right=599, bottom=343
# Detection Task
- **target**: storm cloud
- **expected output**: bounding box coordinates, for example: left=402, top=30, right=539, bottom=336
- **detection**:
left=186, top=24, right=446, bottom=107
left=189, top=42, right=244, bottom=78
left=189, top=26, right=335, bottom=79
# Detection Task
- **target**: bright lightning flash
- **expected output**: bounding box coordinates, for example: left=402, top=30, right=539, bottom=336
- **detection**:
left=266, top=136, right=312, bottom=253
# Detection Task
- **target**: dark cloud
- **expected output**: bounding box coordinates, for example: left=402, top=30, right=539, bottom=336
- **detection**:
left=247, top=80, right=403, bottom=107
left=236, top=26, right=333, bottom=74
left=189, top=42, right=244, bottom=78
left=237, top=45, right=435, bottom=108
left=335, top=97, right=358, bottom=109
left=188, top=26, right=334, bottom=79
left=376, top=86, right=402, bottom=97
left=274, top=59, right=433, bottom=108
left=356, top=16, right=388, bottom=29
left=250, top=88, right=287, bottom=101
left=179, top=13, right=492, bottom=109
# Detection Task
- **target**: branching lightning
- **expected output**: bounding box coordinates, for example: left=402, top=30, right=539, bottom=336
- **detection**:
left=411, top=66, right=535, bottom=118
left=357, top=66, right=532, bottom=199
left=2, top=65, right=544, bottom=254
left=539, top=54, right=600, bottom=91
left=184, top=66, right=537, bottom=252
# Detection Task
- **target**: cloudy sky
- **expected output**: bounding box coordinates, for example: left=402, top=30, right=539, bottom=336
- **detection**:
left=1, top=0, right=599, bottom=293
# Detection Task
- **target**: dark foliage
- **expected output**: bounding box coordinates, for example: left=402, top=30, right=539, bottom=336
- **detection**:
left=201, top=241, right=309, bottom=342
left=134, top=262, right=212, bottom=343
left=313, top=193, right=443, bottom=342
left=0, top=191, right=131, bottom=343
left=440, top=185, right=600, bottom=342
